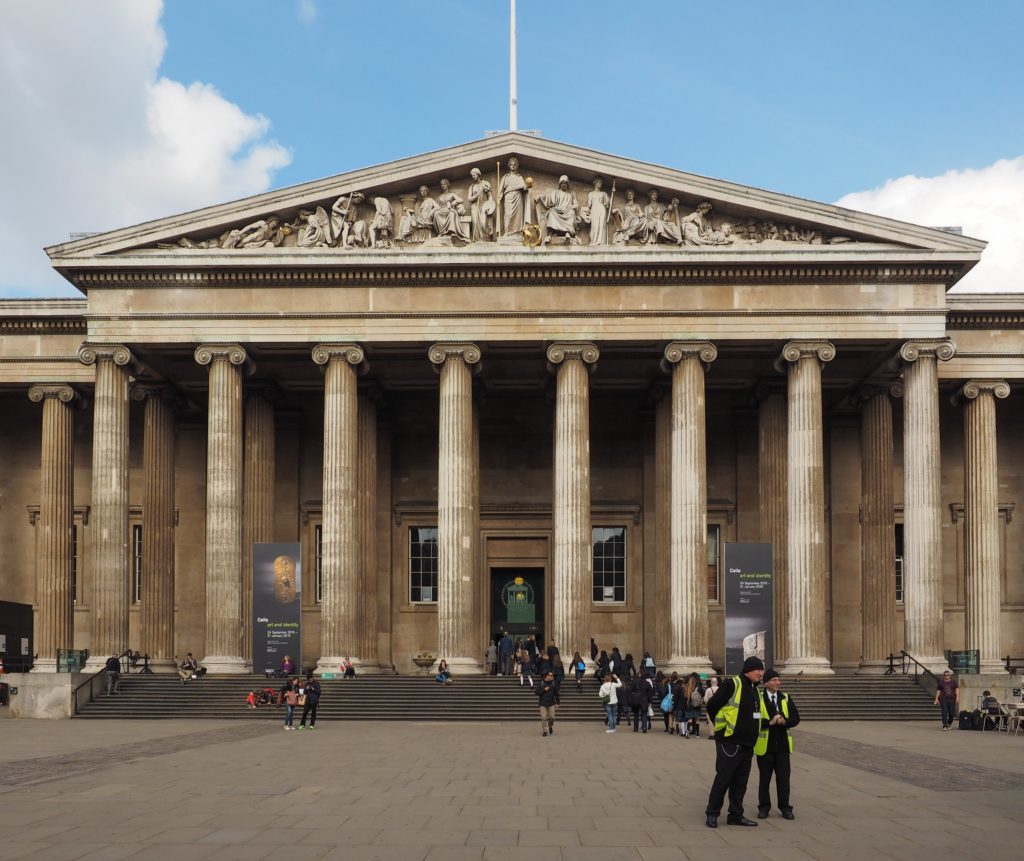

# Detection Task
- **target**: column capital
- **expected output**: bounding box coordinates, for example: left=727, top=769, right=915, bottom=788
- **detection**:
left=28, top=383, right=80, bottom=405
left=777, top=340, right=836, bottom=369
left=954, top=379, right=1010, bottom=405
left=546, top=342, right=599, bottom=366
left=663, top=341, right=717, bottom=366
left=428, top=343, right=481, bottom=367
left=130, top=383, right=178, bottom=404
left=898, top=339, right=956, bottom=364
left=77, top=343, right=138, bottom=370
left=312, top=343, right=366, bottom=368
left=195, top=343, right=252, bottom=371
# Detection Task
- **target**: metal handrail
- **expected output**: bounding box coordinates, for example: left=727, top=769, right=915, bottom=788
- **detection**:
left=72, top=649, right=131, bottom=716
left=899, top=650, right=941, bottom=685
left=1004, top=656, right=1024, bottom=673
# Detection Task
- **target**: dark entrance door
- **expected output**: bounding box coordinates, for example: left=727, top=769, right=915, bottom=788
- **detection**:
left=490, top=567, right=544, bottom=645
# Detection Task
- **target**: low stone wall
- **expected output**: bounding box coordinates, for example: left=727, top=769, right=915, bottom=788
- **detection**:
left=3, top=672, right=93, bottom=719
left=957, top=671, right=1022, bottom=711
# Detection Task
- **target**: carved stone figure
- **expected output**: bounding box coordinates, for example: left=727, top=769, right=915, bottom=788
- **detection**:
left=433, top=178, right=471, bottom=243
left=680, top=201, right=734, bottom=246
left=582, top=177, right=610, bottom=246
left=331, top=192, right=367, bottom=248
left=643, top=190, right=683, bottom=245
left=612, top=189, right=648, bottom=245
left=221, top=216, right=285, bottom=249
left=498, top=157, right=528, bottom=238
left=536, top=175, right=581, bottom=245
left=468, top=168, right=495, bottom=242
left=294, top=207, right=332, bottom=247
left=398, top=186, right=439, bottom=243
left=369, top=196, right=395, bottom=248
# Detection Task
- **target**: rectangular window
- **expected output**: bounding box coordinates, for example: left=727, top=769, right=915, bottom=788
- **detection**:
left=132, top=524, right=143, bottom=604
left=592, top=526, right=626, bottom=603
left=895, top=523, right=904, bottom=604
left=314, top=524, right=323, bottom=604
left=707, top=524, right=721, bottom=603
left=71, top=525, right=78, bottom=605
left=409, top=526, right=439, bottom=603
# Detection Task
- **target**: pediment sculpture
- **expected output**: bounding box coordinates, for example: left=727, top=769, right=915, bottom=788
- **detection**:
left=156, top=160, right=857, bottom=253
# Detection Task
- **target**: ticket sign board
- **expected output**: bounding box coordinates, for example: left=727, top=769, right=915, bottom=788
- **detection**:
left=252, top=543, right=301, bottom=675
left=724, top=543, right=774, bottom=675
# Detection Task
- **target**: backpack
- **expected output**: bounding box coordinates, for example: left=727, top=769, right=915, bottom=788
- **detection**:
left=689, top=688, right=703, bottom=709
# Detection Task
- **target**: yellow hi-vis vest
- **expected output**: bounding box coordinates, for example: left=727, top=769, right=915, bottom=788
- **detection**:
left=713, top=675, right=743, bottom=738
left=753, top=690, right=793, bottom=756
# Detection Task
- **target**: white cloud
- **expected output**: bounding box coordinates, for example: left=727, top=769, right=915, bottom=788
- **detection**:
left=0, top=0, right=291, bottom=297
left=296, top=0, right=318, bottom=24
left=835, top=158, right=1024, bottom=293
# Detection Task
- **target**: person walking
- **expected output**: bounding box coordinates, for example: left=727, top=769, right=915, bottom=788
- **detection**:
left=518, top=647, right=534, bottom=687
left=485, top=640, right=498, bottom=675
left=570, top=651, right=586, bottom=692
left=640, top=651, right=656, bottom=679
left=600, top=673, right=623, bottom=733
left=298, top=675, right=321, bottom=730
left=933, top=669, right=959, bottom=730
left=703, top=657, right=765, bottom=828
left=104, top=654, right=121, bottom=695
left=685, top=672, right=705, bottom=738
left=755, top=669, right=800, bottom=820
left=282, top=678, right=299, bottom=730
left=535, top=670, right=560, bottom=736
left=596, top=650, right=610, bottom=682
left=498, top=632, right=514, bottom=675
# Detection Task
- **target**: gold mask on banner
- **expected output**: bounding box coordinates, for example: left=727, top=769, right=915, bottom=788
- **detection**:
left=274, top=555, right=297, bottom=604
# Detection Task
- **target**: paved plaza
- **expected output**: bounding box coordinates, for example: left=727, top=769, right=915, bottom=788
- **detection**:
left=1, top=717, right=1022, bottom=861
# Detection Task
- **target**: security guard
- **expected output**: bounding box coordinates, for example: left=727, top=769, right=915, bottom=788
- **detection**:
left=754, top=669, right=800, bottom=819
left=704, top=656, right=764, bottom=828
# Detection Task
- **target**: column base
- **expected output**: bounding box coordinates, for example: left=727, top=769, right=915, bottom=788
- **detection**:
left=664, top=656, right=716, bottom=676
left=782, top=656, right=835, bottom=676
left=979, top=660, right=1005, bottom=675
left=201, top=655, right=248, bottom=675
left=315, top=656, right=361, bottom=677
left=911, top=654, right=951, bottom=675
left=84, top=656, right=113, bottom=672
left=856, top=660, right=892, bottom=675
left=144, top=659, right=180, bottom=674
left=30, top=658, right=58, bottom=673
left=433, top=657, right=485, bottom=676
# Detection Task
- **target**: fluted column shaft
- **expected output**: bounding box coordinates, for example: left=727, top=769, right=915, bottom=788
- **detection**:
left=78, top=345, right=133, bottom=669
left=548, top=343, right=598, bottom=668
left=137, top=387, right=177, bottom=669
left=654, top=395, right=671, bottom=662
left=664, top=343, right=716, bottom=673
left=195, top=344, right=248, bottom=673
left=429, top=343, right=482, bottom=672
left=758, top=391, right=788, bottom=664
left=780, top=341, right=835, bottom=674
left=357, top=395, right=379, bottom=667
left=242, top=391, right=275, bottom=667
left=858, top=388, right=897, bottom=671
left=960, top=380, right=1009, bottom=673
left=29, top=385, right=77, bottom=671
left=313, top=344, right=363, bottom=672
left=899, top=340, right=955, bottom=672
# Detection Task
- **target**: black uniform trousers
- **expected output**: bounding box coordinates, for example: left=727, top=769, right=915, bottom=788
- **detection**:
left=757, top=749, right=792, bottom=813
left=705, top=739, right=754, bottom=817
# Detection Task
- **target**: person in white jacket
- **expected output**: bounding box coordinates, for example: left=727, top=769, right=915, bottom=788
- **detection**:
left=599, top=674, right=624, bottom=733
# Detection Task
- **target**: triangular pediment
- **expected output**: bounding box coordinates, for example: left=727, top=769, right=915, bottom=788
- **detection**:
left=47, top=132, right=985, bottom=274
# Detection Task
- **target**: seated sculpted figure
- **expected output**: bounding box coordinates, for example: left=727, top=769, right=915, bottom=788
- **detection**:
left=433, top=178, right=471, bottom=243
left=680, top=202, right=734, bottom=246
left=612, top=189, right=649, bottom=244
left=398, top=185, right=439, bottom=243
left=535, top=175, right=581, bottom=245
left=643, top=190, right=683, bottom=245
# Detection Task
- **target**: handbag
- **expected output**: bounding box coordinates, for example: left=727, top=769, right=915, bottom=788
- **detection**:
left=661, top=692, right=674, bottom=712
left=296, top=694, right=307, bottom=706
left=600, top=691, right=611, bottom=705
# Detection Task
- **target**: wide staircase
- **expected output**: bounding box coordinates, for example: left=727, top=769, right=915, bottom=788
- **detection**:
left=75, top=673, right=935, bottom=722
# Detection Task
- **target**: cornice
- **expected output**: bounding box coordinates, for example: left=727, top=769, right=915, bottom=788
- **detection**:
left=947, top=311, right=1024, bottom=329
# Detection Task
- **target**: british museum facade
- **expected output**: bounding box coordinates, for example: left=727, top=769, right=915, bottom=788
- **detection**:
left=2, top=133, right=1021, bottom=676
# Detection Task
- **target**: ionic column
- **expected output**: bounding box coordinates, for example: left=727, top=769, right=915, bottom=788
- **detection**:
left=28, top=384, right=78, bottom=672
left=195, top=344, right=250, bottom=673
left=857, top=386, right=897, bottom=673
left=898, top=339, right=956, bottom=673
left=242, top=387, right=276, bottom=669
left=132, top=386, right=177, bottom=671
left=758, top=388, right=788, bottom=665
left=312, top=344, right=363, bottom=674
left=547, top=342, right=599, bottom=669
left=357, top=393, right=379, bottom=670
left=78, top=344, right=134, bottom=670
left=958, top=379, right=1009, bottom=673
left=663, top=342, right=717, bottom=673
left=429, top=343, right=483, bottom=673
left=779, top=341, right=835, bottom=675
left=653, top=393, right=671, bottom=663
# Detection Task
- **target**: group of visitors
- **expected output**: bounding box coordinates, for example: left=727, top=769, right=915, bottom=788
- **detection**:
left=278, top=674, right=321, bottom=730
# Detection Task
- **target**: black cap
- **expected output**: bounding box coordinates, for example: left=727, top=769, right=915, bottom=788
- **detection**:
left=763, top=669, right=780, bottom=683
left=742, top=657, right=765, bottom=674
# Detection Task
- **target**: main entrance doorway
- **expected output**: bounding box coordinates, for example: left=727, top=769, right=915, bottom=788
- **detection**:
left=490, top=567, right=544, bottom=647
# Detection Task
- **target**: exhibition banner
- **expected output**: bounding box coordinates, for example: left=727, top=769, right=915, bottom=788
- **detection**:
left=723, top=542, right=773, bottom=675
left=252, top=543, right=301, bottom=675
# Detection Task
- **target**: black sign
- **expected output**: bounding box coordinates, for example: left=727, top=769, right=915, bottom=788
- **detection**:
left=252, top=543, right=301, bottom=675
left=945, top=649, right=979, bottom=675
left=724, top=543, right=774, bottom=675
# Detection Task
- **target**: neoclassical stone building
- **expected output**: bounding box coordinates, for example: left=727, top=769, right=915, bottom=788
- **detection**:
left=2, top=134, right=1021, bottom=676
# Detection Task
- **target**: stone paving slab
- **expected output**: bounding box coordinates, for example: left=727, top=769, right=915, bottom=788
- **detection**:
left=0, top=719, right=1020, bottom=860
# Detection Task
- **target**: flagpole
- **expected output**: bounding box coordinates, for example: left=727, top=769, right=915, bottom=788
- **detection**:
left=509, top=0, right=518, bottom=131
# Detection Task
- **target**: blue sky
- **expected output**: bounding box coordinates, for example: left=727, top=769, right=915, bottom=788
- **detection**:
left=2, top=0, right=1022, bottom=295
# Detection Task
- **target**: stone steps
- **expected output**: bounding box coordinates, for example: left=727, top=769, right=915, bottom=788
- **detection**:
left=76, top=674, right=936, bottom=721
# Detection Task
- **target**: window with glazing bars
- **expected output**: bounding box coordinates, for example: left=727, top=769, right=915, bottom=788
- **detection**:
left=410, top=527, right=439, bottom=603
